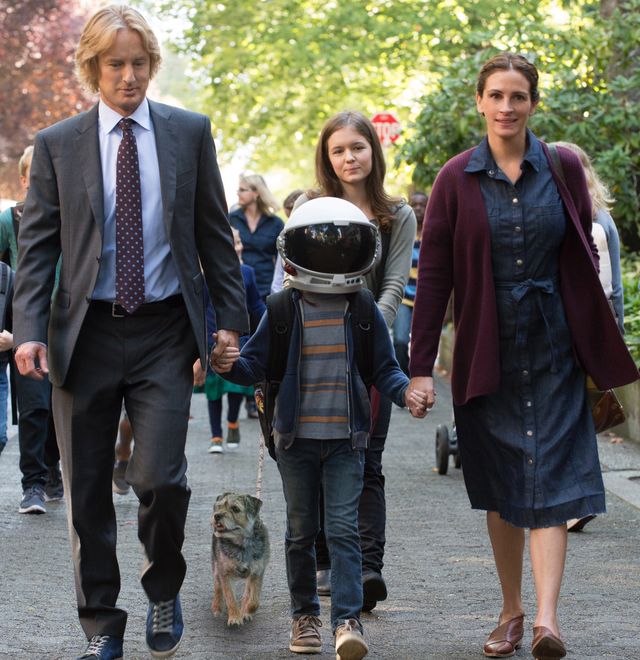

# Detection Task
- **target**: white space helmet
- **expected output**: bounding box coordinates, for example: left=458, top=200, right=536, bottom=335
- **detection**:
left=277, top=197, right=381, bottom=294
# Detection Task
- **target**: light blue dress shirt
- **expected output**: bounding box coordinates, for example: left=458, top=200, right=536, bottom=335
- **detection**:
left=93, top=99, right=180, bottom=302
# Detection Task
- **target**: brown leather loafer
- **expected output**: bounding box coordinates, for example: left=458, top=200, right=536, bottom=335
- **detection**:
left=531, top=626, right=566, bottom=659
left=483, top=614, right=525, bottom=657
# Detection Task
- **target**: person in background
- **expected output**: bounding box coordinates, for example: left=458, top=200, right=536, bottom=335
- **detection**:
left=11, top=5, right=248, bottom=658
left=408, top=53, right=638, bottom=660
left=230, top=173, right=284, bottom=419
left=195, top=228, right=266, bottom=454
left=271, top=189, right=304, bottom=294
left=392, top=191, right=428, bottom=375
left=297, top=110, right=416, bottom=612
left=0, top=145, right=62, bottom=512
left=550, top=141, right=624, bottom=334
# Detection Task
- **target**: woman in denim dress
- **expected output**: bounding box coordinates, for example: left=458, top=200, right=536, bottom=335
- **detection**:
left=408, top=53, right=638, bottom=660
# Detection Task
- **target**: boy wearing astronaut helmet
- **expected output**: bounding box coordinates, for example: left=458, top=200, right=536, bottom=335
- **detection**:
left=214, top=197, right=428, bottom=659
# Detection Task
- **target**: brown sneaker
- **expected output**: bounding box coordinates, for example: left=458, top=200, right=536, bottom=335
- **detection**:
left=289, top=615, right=322, bottom=654
left=335, top=619, right=368, bottom=660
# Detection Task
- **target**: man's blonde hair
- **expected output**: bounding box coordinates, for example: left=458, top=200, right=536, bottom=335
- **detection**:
left=18, top=146, right=34, bottom=179
left=75, top=4, right=161, bottom=93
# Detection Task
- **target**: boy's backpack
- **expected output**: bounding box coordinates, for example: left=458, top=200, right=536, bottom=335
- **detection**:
left=0, top=261, right=14, bottom=333
left=255, top=287, right=377, bottom=460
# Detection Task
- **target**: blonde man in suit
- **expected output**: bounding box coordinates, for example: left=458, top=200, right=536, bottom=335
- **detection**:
left=12, top=5, right=248, bottom=659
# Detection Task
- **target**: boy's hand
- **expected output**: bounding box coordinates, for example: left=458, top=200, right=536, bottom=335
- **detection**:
left=193, top=359, right=206, bottom=387
left=210, top=332, right=241, bottom=373
left=405, top=376, right=436, bottom=418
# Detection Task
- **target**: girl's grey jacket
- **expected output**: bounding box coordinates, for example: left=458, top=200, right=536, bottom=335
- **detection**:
left=221, top=288, right=409, bottom=451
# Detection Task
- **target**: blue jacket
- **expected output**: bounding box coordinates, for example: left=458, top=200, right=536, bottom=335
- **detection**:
left=223, top=289, right=409, bottom=450
left=229, top=209, right=284, bottom=297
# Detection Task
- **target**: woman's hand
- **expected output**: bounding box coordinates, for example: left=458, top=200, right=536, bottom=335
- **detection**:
left=406, top=376, right=436, bottom=418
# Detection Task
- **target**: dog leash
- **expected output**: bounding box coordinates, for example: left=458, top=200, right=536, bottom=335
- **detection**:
left=255, top=432, right=266, bottom=501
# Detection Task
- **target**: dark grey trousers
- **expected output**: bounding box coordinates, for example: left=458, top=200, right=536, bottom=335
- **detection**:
left=53, top=299, right=197, bottom=639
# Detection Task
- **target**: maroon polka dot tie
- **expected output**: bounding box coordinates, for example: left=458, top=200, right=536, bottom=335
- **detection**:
left=116, top=118, right=145, bottom=314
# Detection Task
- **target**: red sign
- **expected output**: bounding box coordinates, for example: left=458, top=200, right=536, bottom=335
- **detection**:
left=371, top=112, right=401, bottom=146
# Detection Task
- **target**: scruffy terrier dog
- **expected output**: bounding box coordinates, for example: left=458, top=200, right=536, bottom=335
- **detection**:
left=211, top=492, right=269, bottom=626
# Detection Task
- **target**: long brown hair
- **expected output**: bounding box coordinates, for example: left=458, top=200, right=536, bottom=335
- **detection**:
left=313, top=110, right=399, bottom=232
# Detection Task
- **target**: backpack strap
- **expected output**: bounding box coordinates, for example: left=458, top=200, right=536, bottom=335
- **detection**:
left=265, top=288, right=295, bottom=383
left=348, top=288, right=377, bottom=388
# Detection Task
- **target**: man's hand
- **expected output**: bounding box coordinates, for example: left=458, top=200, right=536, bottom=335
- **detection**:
left=405, top=376, right=436, bottom=418
left=210, top=329, right=240, bottom=373
left=14, top=341, right=49, bottom=380
left=0, top=330, right=13, bottom=352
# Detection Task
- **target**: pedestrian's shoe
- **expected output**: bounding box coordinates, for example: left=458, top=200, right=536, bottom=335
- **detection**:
left=245, top=397, right=259, bottom=419
left=361, top=571, right=386, bottom=612
left=483, top=614, right=524, bottom=657
left=567, top=514, right=596, bottom=532
left=226, top=424, right=241, bottom=448
left=208, top=436, right=224, bottom=454
left=146, top=596, right=184, bottom=658
left=317, top=568, right=331, bottom=596
left=335, top=618, right=368, bottom=660
left=289, top=615, right=322, bottom=654
left=531, top=626, right=566, bottom=659
left=18, top=485, right=46, bottom=514
left=76, top=635, right=123, bottom=660
left=44, top=464, right=64, bottom=501
left=112, top=460, right=130, bottom=495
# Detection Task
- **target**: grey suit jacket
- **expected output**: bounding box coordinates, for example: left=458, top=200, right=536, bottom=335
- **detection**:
left=12, top=100, right=248, bottom=387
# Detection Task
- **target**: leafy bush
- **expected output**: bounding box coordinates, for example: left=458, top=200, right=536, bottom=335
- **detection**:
left=622, top=257, right=640, bottom=365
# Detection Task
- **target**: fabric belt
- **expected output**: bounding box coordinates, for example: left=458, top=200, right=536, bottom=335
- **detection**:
left=90, top=294, right=184, bottom=318
left=495, top=277, right=559, bottom=373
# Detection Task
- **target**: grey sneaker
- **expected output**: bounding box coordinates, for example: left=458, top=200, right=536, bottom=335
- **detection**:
left=335, top=619, right=368, bottom=660
left=208, top=437, right=224, bottom=454
left=44, top=465, right=64, bottom=501
left=112, top=460, right=130, bottom=495
left=226, top=425, right=240, bottom=448
left=19, top=485, right=46, bottom=514
left=290, top=615, right=322, bottom=654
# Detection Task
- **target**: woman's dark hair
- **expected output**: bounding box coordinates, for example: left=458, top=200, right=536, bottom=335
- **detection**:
left=476, top=52, right=540, bottom=103
left=314, top=110, right=399, bottom=232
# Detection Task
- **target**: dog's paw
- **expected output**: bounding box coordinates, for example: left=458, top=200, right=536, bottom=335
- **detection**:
left=226, top=613, right=244, bottom=626
left=211, top=601, right=223, bottom=617
left=241, top=611, right=254, bottom=623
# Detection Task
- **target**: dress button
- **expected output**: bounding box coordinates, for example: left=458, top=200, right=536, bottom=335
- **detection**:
left=488, top=169, right=495, bottom=176
left=516, top=259, right=523, bottom=266
left=512, top=197, right=519, bottom=204
left=526, top=400, right=532, bottom=407
left=522, top=370, right=529, bottom=376
left=527, top=457, right=534, bottom=465
left=526, top=430, right=533, bottom=437
left=515, top=225, right=522, bottom=232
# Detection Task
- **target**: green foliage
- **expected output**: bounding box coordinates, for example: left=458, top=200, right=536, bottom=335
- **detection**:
left=622, top=256, right=640, bottom=365
left=404, top=0, right=640, bottom=251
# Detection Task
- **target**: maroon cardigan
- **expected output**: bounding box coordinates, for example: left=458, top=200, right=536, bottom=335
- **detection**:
left=410, top=142, right=639, bottom=405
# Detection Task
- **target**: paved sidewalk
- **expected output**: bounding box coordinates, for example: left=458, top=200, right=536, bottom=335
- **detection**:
left=1, top=376, right=639, bottom=659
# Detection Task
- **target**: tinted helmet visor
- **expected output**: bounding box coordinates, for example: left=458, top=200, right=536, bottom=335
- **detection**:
left=282, top=222, right=378, bottom=275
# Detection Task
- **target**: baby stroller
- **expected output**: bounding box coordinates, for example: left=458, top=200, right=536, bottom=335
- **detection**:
left=434, top=422, right=461, bottom=475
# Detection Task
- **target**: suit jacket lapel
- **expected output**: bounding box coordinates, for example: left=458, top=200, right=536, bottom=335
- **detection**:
left=149, top=100, right=177, bottom=236
left=75, top=105, right=105, bottom=233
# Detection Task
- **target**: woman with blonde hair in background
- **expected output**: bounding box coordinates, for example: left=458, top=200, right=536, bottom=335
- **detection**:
left=230, top=173, right=284, bottom=301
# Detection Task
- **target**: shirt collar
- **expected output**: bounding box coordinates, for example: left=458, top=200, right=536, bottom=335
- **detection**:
left=98, top=98, right=152, bottom=136
left=465, top=129, right=542, bottom=175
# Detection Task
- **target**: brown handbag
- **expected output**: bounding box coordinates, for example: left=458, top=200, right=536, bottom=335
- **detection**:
left=586, top=378, right=626, bottom=433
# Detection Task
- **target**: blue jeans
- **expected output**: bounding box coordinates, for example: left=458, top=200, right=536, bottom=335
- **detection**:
left=0, top=362, right=8, bottom=451
left=392, top=303, right=412, bottom=376
left=276, top=439, right=364, bottom=632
